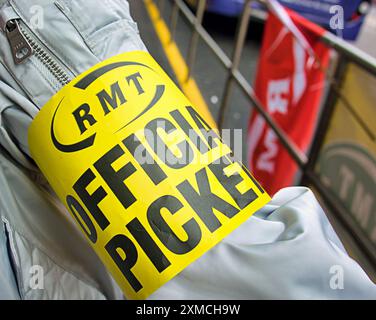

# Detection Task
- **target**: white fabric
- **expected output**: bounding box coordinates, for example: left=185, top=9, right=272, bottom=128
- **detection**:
left=151, top=187, right=376, bottom=299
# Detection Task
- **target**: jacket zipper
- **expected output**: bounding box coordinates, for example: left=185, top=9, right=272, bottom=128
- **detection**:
left=2, top=218, right=22, bottom=297
left=5, top=18, right=72, bottom=87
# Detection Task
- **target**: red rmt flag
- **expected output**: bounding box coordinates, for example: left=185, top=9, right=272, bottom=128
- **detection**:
left=247, top=9, right=330, bottom=195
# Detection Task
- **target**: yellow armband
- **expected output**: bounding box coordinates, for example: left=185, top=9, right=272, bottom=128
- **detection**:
left=28, top=51, right=270, bottom=299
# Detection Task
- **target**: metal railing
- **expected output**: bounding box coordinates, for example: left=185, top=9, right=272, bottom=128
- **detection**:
left=153, top=0, right=376, bottom=272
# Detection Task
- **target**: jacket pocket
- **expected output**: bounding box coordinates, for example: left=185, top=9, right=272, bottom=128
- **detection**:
left=1, top=217, right=23, bottom=298
left=55, top=0, right=144, bottom=59
left=1, top=216, right=107, bottom=300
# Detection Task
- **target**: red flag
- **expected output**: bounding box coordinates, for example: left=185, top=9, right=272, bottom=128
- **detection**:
left=247, top=9, right=330, bottom=195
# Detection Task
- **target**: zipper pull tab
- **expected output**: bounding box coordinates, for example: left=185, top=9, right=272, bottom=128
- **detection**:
left=5, top=19, right=33, bottom=64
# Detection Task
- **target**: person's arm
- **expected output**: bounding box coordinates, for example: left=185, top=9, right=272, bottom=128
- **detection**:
left=0, top=0, right=374, bottom=300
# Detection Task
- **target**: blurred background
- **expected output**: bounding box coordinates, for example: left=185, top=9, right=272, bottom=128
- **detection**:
left=129, top=0, right=376, bottom=282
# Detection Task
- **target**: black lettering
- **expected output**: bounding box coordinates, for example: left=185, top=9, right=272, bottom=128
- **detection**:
left=105, top=234, right=142, bottom=292
left=127, top=218, right=171, bottom=272
left=73, top=169, right=110, bottom=231
left=97, top=81, right=126, bottom=115
left=242, top=163, right=265, bottom=194
left=145, top=118, right=194, bottom=169
left=126, top=72, right=145, bottom=95
left=209, top=156, right=258, bottom=209
left=177, top=168, right=239, bottom=232
left=72, top=103, right=97, bottom=134
left=66, top=195, right=97, bottom=243
left=147, top=195, right=202, bottom=254
left=94, top=145, right=137, bottom=210
left=123, top=134, right=167, bottom=185
left=185, top=106, right=220, bottom=150
left=170, top=109, right=210, bottom=154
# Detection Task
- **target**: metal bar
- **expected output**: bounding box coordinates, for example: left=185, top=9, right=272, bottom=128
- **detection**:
left=232, top=69, right=308, bottom=167
left=301, top=54, right=346, bottom=183
left=158, top=0, right=165, bottom=13
left=172, top=0, right=374, bottom=168
left=300, top=55, right=376, bottom=269
left=185, top=0, right=207, bottom=80
left=304, top=170, right=376, bottom=269
left=162, top=0, right=376, bottom=274
left=258, top=0, right=376, bottom=76
left=170, top=0, right=307, bottom=167
left=321, top=31, right=376, bottom=77
left=169, top=1, right=180, bottom=42
left=174, top=0, right=232, bottom=69
left=218, top=0, right=252, bottom=130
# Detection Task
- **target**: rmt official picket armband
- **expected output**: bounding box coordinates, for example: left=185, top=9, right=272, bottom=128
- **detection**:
left=28, top=51, right=270, bottom=299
